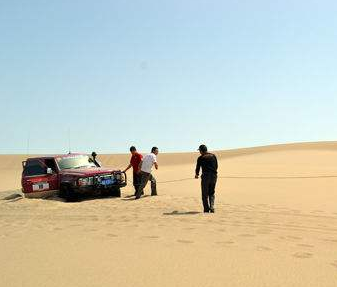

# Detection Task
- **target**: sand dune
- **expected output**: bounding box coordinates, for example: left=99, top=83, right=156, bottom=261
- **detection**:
left=1, top=141, right=337, bottom=287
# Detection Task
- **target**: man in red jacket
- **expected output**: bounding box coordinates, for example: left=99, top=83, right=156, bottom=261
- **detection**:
left=123, top=146, right=143, bottom=196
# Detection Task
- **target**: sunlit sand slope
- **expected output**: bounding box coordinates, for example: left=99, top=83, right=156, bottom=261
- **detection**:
left=1, top=141, right=337, bottom=287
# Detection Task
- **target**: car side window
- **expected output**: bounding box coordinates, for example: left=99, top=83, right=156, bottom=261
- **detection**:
left=23, top=160, right=46, bottom=176
left=44, top=159, right=57, bottom=172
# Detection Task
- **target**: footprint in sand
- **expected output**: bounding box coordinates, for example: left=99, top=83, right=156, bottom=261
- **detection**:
left=128, top=224, right=139, bottom=228
left=323, top=238, right=337, bottom=243
left=216, top=241, right=235, bottom=245
left=311, top=210, right=324, bottom=214
left=297, top=244, right=314, bottom=248
left=256, top=229, right=273, bottom=235
left=239, top=234, right=255, bottom=238
left=106, top=233, right=118, bottom=238
left=183, top=227, right=196, bottom=231
left=69, top=224, right=82, bottom=228
left=257, top=246, right=272, bottom=251
left=53, top=227, right=63, bottom=231
left=177, top=239, right=194, bottom=244
left=291, top=210, right=301, bottom=214
left=286, top=236, right=302, bottom=241
left=142, top=235, right=160, bottom=239
left=292, top=252, right=313, bottom=259
left=83, top=228, right=98, bottom=232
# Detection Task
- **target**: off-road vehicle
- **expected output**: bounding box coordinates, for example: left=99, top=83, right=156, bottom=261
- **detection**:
left=21, top=153, right=127, bottom=201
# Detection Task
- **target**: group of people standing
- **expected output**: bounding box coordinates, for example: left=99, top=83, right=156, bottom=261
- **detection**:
left=122, top=144, right=218, bottom=213
left=123, top=146, right=158, bottom=200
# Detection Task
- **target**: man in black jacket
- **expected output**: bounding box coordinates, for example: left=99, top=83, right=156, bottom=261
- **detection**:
left=91, top=152, right=101, bottom=167
left=195, top=145, right=218, bottom=213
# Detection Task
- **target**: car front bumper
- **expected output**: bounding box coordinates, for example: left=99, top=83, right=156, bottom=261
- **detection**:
left=74, top=182, right=127, bottom=194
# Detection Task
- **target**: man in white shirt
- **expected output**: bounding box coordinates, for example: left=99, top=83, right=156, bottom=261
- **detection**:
left=135, top=147, right=159, bottom=199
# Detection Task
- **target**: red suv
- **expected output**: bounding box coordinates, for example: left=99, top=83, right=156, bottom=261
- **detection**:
left=21, top=153, right=127, bottom=201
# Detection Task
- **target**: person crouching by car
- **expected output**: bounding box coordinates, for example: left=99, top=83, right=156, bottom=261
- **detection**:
left=135, top=147, right=159, bottom=200
left=123, top=146, right=143, bottom=196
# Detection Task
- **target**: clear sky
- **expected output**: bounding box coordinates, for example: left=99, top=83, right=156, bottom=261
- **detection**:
left=1, top=0, right=337, bottom=154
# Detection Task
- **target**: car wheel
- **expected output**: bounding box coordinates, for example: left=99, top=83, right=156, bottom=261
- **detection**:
left=110, top=187, right=121, bottom=197
left=60, top=184, right=77, bottom=202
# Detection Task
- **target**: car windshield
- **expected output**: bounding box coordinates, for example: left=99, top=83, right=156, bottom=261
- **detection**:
left=56, top=155, right=97, bottom=170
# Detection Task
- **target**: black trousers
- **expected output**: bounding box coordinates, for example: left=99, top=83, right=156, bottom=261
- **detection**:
left=135, top=171, right=157, bottom=198
left=201, top=174, right=217, bottom=212
left=133, top=172, right=141, bottom=195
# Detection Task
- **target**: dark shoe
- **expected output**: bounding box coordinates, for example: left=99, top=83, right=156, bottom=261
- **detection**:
left=134, top=190, right=144, bottom=197
left=134, top=191, right=144, bottom=196
left=151, top=194, right=157, bottom=196
left=204, top=210, right=210, bottom=213
left=210, top=209, right=215, bottom=213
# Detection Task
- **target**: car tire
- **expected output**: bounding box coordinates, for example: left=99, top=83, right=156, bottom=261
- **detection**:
left=110, top=187, right=121, bottom=197
left=60, top=184, right=77, bottom=202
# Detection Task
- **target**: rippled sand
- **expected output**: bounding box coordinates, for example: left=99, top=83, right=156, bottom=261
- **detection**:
left=1, top=142, right=337, bottom=287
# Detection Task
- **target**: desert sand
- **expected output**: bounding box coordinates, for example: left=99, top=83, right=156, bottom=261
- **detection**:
left=1, top=142, right=337, bottom=287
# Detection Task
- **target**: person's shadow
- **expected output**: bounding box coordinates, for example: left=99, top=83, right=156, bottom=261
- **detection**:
left=163, top=210, right=201, bottom=216
left=121, top=195, right=151, bottom=201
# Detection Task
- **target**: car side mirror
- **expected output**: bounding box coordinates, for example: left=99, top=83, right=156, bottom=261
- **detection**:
left=47, top=168, right=53, bottom=175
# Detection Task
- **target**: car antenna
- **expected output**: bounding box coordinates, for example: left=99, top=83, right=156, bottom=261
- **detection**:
left=68, top=128, right=71, bottom=154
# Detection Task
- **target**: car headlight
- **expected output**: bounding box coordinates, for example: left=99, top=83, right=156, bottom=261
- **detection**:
left=78, top=177, right=93, bottom=186
left=113, top=172, right=125, bottom=182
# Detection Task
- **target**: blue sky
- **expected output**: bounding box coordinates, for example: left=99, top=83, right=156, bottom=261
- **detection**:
left=1, top=0, right=337, bottom=154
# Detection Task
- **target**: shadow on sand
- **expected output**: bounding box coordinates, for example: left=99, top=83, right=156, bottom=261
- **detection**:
left=21, top=193, right=120, bottom=203
left=58, top=194, right=122, bottom=203
left=2, top=191, right=150, bottom=203
left=163, top=211, right=201, bottom=216
left=1, top=192, right=23, bottom=202
left=121, top=195, right=151, bottom=201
